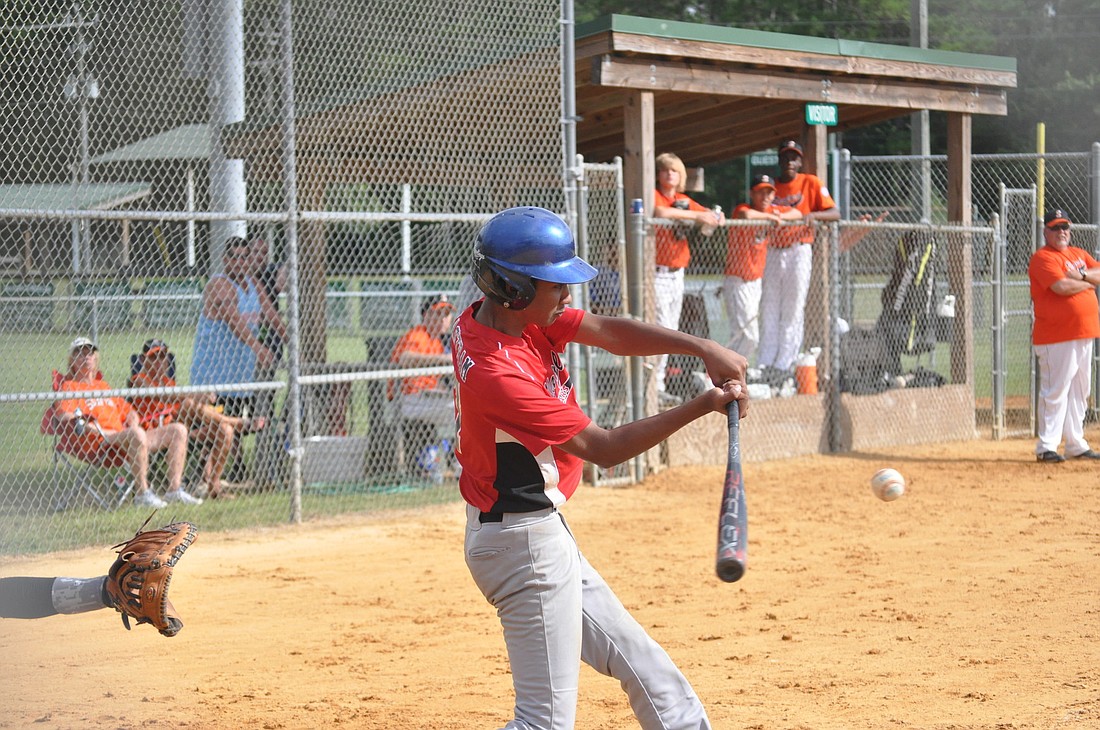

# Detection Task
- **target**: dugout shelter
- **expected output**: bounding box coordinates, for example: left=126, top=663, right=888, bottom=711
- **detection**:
left=224, top=13, right=1016, bottom=458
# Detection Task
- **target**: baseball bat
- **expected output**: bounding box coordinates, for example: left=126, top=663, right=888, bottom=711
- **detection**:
left=716, top=399, right=747, bottom=583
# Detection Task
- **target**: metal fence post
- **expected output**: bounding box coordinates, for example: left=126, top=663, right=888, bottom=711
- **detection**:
left=991, top=205, right=1004, bottom=439
left=827, top=221, right=842, bottom=452
left=1091, top=142, right=1100, bottom=422
left=629, top=199, right=646, bottom=482
left=279, top=0, right=303, bottom=524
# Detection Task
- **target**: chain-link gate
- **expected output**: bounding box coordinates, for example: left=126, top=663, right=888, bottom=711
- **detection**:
left=992, top=185, right=1038, bottom=439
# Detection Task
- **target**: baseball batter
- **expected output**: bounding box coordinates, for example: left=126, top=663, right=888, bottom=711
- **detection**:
left=1028, top=208, right=1100, bottom=462
left=453, top=207, right=748, bottom=729
left=758, top=140, right=839, bottom=375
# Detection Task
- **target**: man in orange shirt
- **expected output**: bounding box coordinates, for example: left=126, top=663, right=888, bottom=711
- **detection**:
left=389, top=296, right=457, bottom=473
left=652, top=152, right=725, bottom=405
left=1028, top=209, right=1100, bottom=462
left=129, top=339, right=263, bottom=499
left=52, top=338, right=197, bottom=508
left=759, top=140, right=840, bottom=380
left=724, top=174, right=803, bottom=364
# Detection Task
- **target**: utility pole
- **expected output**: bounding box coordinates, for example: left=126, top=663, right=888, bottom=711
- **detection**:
left=55, top=2, right=100, bottom=273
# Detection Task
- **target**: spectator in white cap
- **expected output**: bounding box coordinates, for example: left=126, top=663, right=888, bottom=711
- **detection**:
left=51, top=337, right=200, bottom=508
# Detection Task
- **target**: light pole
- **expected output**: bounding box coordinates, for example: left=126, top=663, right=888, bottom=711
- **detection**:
left=63, top=1, right=98, bottom=274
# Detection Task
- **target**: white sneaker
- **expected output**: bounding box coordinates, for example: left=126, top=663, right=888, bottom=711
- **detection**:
left=165, top=489, right=203, bottom=506
left=134, top=490, right=168, bottom=509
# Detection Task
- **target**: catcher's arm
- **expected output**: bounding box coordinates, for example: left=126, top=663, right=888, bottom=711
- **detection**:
left=0, top=576, right=109, bottom=618
left=105, top=519, right=198, bottom=637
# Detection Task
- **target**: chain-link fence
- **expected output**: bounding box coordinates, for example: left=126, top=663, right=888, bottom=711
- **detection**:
left=0, top=0, right=562, bottom=553
left=3, top=0, right=1098, bottom=556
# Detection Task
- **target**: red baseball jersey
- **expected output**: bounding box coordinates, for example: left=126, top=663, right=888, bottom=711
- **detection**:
left=773, top=173, right=835, bottom=244
left=653, top=189, right=707, bottom=268
left=1029, top=245, right=1100, bottom=345
left=450, top=303, right=591, bottom=514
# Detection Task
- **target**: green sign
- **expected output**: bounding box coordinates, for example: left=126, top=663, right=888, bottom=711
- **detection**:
left=750, top=150, right=778, bottom=166
left=805, top=103, right=838, bottom=126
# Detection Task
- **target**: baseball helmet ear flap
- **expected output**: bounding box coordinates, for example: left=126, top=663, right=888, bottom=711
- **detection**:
left=473, top=254, right=536, bottom=310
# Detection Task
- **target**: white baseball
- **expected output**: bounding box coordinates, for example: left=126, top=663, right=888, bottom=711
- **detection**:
left=870, top=468, right=905, bottom=502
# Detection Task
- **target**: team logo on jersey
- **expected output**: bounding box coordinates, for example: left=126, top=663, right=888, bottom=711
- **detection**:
left=544, top=351, right=572, bottom=403
left=774, top=192, right=803, bottom=208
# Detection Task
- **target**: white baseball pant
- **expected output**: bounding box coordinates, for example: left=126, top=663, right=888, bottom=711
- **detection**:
left=653, top=267, right=685, bottom=393
left=1035, top=338, right=1094, bottom=456
left=464, top=504, right=711, bottom=730
left=757, top=244, right=812, bottom=371
left=721, top=275, right=762, bottom=364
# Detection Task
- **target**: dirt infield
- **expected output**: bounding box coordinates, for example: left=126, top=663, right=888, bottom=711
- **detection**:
left=2, top=430, right=1099, bottom=729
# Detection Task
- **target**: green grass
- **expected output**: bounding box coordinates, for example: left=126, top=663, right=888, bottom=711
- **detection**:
left=0, top=482, right=462, bottom=555
left=0, top=272, right=1034, bottom=555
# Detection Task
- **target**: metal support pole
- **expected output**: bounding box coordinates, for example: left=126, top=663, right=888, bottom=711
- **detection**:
left=827, top=221, right=843, bottom=452
left=629, top=200, right=646, bottom=481
left=279, top=0, right=303, bottom=523
left=1091, top=142, right=1100, bottom=421
left=991, top=202, right=1005, bottom=439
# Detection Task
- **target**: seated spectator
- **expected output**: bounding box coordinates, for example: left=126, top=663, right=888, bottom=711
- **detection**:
left=724, top=174, right=803, bottom=364
left=388, top=296, right=457, bottom=476
left=52, top=337, right=199, bottom=508
left=128, top=338, right=264, bottom=500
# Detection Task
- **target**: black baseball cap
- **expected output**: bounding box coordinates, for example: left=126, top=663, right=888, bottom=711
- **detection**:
left=1043, top=209, right=1071, bottom=228
left=142, top=338, right=170, bottom=356
left=751, top=174, right=777, bottom=191
left=778, top=140, right=803, bottom=157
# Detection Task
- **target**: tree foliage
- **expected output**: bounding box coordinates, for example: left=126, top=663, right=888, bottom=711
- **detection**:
left=576, top=0, right=1100, bottom=155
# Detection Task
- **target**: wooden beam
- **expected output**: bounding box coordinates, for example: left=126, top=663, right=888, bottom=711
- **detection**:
left=603, top=31, right=1018, bottom=89
left=594, top=55, right=1009, bottom=115
left=946, top=112, right=973, bottom=387
left=802, top=125, right=831, bottom=381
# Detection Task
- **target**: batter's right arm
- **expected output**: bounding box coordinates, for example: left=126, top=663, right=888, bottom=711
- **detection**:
left=575, top=313, right=747, bottom=387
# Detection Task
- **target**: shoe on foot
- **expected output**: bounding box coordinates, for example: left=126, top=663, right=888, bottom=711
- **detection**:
left=165, top=489, right=203, bottom=506
left=134, top=490, right=168, bottom=509
left=1036, top=450, right=1065, bottom=463
left=1071, top=449, right=1100, bottom=460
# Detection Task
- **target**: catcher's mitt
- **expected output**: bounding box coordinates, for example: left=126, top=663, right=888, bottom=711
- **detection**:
left=105, top=518, right=198, bottom=637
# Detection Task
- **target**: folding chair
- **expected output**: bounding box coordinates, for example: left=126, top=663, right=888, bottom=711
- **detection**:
left=41, top=370, right=133, bottom=512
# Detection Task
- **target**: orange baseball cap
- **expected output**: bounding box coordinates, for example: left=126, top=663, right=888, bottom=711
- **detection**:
left=751, top=174, right=777, bottom=191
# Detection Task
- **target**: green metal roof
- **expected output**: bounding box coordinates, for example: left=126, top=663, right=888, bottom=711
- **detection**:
left=90, top=124, right=211, bottom=164
left=0, top=183, right=151, bottom=211
left=577, top=14, right=1016, bottom=73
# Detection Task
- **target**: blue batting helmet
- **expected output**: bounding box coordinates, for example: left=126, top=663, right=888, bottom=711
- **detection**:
left=473, top=207, right=597, bottom=310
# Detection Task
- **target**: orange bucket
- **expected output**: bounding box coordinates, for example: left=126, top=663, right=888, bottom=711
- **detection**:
left=794, top=348, right=820, bottom=395
left=795, top=364, right=818, bottom=394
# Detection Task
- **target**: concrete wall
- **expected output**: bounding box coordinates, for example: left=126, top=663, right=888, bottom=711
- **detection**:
left=664, top=384, right=977, bottom=467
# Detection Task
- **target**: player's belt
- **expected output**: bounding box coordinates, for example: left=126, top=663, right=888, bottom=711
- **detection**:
left=656, top=265, right=683, bottom=273
left=478, top=512, right=503, bottom=523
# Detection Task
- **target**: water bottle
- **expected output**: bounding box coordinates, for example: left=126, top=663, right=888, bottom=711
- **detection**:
left=700, top=205, right=722, bottom=237
left=73, top=408, right=86, bottom=436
